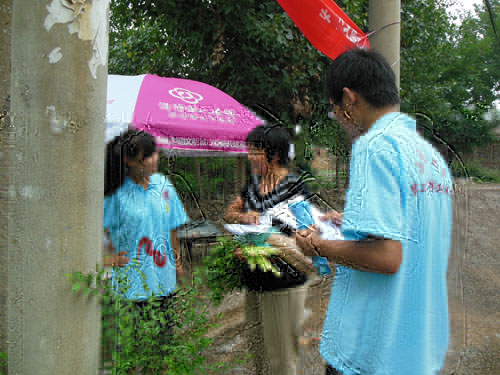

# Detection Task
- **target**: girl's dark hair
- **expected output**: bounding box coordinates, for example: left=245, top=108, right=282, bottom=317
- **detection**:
left=246, top=124, right=291, bottom=166
left=324, top=48, right=400, bottom=108
left=104, top=130, right=156, bottom=196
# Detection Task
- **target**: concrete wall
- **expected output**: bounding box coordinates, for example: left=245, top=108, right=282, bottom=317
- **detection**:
left=463, top=141, right=500, bottom=171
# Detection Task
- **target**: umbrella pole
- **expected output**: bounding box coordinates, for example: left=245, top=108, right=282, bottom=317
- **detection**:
left=234, top=157, right=247, bottom=195
left=195, top=158, right=201, bottom=199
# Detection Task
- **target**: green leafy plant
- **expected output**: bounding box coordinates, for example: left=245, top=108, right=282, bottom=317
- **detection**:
left=200, top=237, right=245, bottom=306
left=242, top=245, right=281, bottom=275
left=67, top=260, right=246, bottom=374
left=0, top=351, right=7, bottom=375
left=451, top=160, right=500, bottom=183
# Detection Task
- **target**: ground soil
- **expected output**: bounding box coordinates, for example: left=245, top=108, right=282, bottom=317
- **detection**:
left=188, top=182, right=500, bottom=375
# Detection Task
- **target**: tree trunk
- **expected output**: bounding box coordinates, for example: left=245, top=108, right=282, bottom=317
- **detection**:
left=6, top=1, right=109, bottom=373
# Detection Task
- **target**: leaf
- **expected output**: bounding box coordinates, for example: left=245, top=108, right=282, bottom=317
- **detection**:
left=71, top=282, right=82, bottom=293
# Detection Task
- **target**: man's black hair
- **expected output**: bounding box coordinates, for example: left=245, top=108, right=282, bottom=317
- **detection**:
left=324, top=48, right=400, bottom=108
left=246, top=124, right=291, bottom=166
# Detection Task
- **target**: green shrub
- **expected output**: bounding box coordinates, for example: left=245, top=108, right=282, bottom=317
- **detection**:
left=161, top=157, right=238, bottom=196
left=451, top=160, right=500, bottom=183
left=200, top=237, right=246, bottom=306
left=67, top=260, right=246, bottom=375
left=0, top=351, right=6, bottom=375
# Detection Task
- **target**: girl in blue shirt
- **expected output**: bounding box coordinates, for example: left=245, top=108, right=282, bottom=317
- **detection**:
left=103, top=129, right=188, bottom=301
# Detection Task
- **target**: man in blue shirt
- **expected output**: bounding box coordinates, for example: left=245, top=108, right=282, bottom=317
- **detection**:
left=296, top=49, right=452, bottom=375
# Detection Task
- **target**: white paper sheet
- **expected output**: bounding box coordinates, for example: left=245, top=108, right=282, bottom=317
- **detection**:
left=224, top=196, right=344, bottom=240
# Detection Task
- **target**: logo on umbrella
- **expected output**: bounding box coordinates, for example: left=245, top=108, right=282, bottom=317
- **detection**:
left=168, top=87, right=204, bottom=104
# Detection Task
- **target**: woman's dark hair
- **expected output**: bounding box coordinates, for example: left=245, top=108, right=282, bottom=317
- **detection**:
left=246, top=124, right=291, bottom=166
left=104, top=130, right=156, bottom=196
left=324, top=48, right=400, bottom=108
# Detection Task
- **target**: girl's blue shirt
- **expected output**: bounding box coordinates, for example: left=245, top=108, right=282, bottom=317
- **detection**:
left=104, top=174, right=189, bottom=300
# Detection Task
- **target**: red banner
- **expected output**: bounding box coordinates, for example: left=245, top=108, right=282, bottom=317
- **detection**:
left=276, top=0, right=370, bottom=60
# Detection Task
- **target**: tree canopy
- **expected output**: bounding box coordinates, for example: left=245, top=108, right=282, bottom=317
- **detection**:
left=400, top=0, right=500, bottom=156
left=108, top=0, right=500, bottom=161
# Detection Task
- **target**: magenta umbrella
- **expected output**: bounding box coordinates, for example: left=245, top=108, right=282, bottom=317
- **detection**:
left=106, top=74, right=264, bottom=156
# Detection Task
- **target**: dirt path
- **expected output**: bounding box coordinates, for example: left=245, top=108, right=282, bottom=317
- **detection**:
left=453, top=183, right=500, bottom=375
left=199, top=276, right=333, bottom=375
left=197, top=182, right=499, bottom=375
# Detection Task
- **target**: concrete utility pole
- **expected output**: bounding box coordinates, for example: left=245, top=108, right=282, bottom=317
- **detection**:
left=368, top=0, right=401, bottom=89
left=0, top=2, right=13, bottom=372
left=369, top=2, right=468, bottom=373
left=6, top=1, right=109, bottom=373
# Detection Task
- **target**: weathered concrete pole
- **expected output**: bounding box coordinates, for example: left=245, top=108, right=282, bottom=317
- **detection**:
left=7, top=1, right=109, bottom=373
left=0, top=2, right=13, bottom=372
left=368, top=0, right=401, bottom=89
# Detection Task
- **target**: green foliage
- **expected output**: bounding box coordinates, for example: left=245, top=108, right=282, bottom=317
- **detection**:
left=109, top=0, right=329, bottom=107
left=0, top=351, right=7, bottom=375
left=109, top=0, right=500, bottom=164
left=67, top=262, right=245, bottom=374
left=450, top=160, right=500, bottom=183
left=108, top=0, right=335, bottom=169
left=334, top=0, right=500, bottom=157
left=200, top=237, right=245, bottom=306
left=400, top=0, right=500, bottom=156
left=160, top=157, right=238, bottom=197
left=242, top=245, right=281, bottom=275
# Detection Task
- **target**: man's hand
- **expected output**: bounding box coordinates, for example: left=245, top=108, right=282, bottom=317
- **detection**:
left=294, top=227, right=321, bottom=257
left=320, top=210, right=343, bottom=226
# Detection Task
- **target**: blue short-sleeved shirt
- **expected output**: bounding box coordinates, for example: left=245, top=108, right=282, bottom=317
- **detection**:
left=320, top=113, right=452, bottom=375
left=104, top=174, right=189, bottom=301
